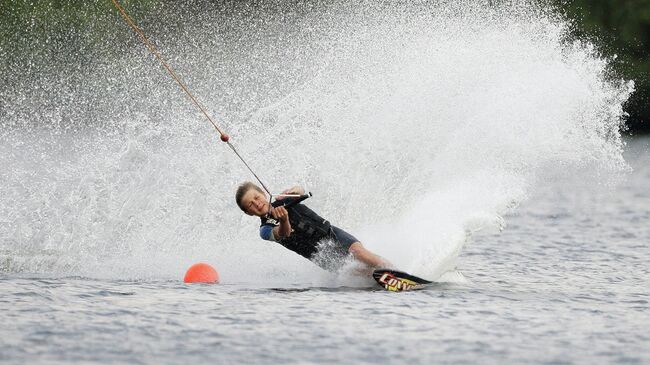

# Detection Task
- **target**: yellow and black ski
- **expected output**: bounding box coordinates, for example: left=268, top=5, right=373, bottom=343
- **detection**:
left=372, top=269, right=432, bottom=292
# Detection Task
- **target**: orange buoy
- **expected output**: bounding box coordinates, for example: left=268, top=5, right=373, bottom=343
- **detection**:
left=184, top=263, right=220, bottom=284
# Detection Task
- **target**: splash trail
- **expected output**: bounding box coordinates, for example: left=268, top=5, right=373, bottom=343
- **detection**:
left=0, top=1, right=632, bottom=283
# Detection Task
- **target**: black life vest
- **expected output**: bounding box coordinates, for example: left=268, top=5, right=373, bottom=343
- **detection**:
left=260, top=203, right=332, bottom=259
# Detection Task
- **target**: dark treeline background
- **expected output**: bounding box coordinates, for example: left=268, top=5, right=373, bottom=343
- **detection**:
left=1, top=0, right=648, bottom=133
left=558, top=0, right=650, bottom=133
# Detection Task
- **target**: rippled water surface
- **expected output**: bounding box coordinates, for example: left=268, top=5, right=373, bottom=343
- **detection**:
left=1, top=138, right=648, bottom=364
left=1, top=1, right=647, bottom=362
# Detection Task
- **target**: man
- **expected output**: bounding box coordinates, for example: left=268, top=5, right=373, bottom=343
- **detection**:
left=235, top=181, right=390, bottom=272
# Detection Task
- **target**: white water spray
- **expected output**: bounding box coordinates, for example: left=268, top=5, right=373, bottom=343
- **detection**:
left=0, top=1, right=632, bottom=283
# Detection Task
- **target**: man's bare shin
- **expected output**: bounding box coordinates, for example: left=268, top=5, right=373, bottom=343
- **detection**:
left=348, top=242, right=391, bottom=268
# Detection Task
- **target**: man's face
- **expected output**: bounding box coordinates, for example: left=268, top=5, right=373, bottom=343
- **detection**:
left=241, top=189, right=269, bottom=216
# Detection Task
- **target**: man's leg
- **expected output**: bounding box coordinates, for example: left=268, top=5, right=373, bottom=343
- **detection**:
left=348, top=242, right=391, bottom=268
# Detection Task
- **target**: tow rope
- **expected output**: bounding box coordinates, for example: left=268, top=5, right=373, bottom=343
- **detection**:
left=111, top=0, right=272, bottom=196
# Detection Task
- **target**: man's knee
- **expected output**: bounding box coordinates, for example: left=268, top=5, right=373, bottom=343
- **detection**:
left=348, top=242, right=364, bottom=256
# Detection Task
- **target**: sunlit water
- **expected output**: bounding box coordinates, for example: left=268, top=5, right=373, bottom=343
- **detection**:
left=1, top=1, right=647, bottom=364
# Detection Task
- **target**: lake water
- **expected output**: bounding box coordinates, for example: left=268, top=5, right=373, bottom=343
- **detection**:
left=1, top=137, right=648, bottom=364
left=2, top=2, right=648, bottom=363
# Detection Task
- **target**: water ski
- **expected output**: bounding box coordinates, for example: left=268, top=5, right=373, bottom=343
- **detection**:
left=372, top=269, right=432, bottom=292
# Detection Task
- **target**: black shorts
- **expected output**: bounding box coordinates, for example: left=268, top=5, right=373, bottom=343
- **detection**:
left=328, top=225, right=359, bottom=251
left=312, top=225, right=360, bottom=271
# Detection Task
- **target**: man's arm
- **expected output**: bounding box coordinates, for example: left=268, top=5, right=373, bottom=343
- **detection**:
left=286, top=186, right=305, bottom=195
left=270, top=206, right=292, bottom=239
left=276, top=186, right=305, bottom=200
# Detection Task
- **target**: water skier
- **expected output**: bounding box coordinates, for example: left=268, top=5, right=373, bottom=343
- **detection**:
left=236, top=182, right=391, bottom=273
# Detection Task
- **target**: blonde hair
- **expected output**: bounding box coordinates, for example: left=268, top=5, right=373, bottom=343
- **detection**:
left=235, top=181, right=265, bottom=211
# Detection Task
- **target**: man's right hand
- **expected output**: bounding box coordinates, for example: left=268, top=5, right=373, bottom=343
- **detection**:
left=271, top=206, right=292, bottom=239
left=270, top=206, right=289, bottom=222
